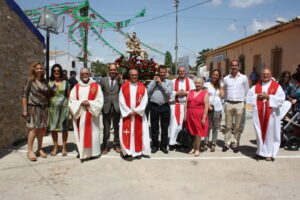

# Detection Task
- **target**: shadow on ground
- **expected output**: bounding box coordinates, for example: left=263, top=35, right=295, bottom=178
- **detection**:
left=216, top=139, right=225, bottom=148
left=42, top=142, right=78, bottom=154
left=239, top=145, right=257, bottom=160
left=0, top=141, right=78, bottom=159
left=0, top=139, right=27, bottom=159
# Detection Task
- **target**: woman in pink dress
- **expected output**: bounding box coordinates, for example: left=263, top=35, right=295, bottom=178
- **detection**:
left=184, top=77, right=209, bottom=156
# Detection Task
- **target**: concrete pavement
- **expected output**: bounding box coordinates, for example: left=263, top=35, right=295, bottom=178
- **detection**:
left=1, top=111, right=300, bottom=200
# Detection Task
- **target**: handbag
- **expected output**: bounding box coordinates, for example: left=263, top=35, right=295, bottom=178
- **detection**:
left=176, top=122, right=194, bottom=147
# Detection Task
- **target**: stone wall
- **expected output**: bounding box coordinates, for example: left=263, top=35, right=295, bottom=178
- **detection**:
left=0, top=0, right=44, bottom=148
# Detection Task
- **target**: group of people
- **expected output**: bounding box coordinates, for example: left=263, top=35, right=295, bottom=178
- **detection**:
left=278, top=67, right=300, bottom=115
left=22, top=60, right=300, bottom=162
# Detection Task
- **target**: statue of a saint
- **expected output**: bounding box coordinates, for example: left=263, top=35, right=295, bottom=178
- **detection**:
left=126, top=32, right=141, bottom=52
left=126, top=32, right=148, bottom=59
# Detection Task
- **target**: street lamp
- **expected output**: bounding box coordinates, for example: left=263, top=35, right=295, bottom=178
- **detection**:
left=37, top=8, right=64, bottom=80
left=173, top=0, right=180, bottom=72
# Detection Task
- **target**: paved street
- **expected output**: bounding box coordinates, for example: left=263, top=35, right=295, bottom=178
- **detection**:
left=1, top=111, right=300, bottom=200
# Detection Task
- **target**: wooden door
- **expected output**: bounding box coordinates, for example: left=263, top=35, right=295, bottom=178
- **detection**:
left=253, top=54, right=261, bottom=73
left=271, top=48, right=282, bottom=79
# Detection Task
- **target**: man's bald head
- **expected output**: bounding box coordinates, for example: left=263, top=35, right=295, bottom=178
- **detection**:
left=80, top=67, right=90, bottom=74
left=108, top=63, right=117, bottom=70
left=129, top=69, right=138, bottom=75
left=129, top=69, right=138, bottom=83
left=177, top=66, right=186, bottom=79
left=261, top=68, right=272, bottom=83
left=262, top=68, right=272, bottom=75
left=80, top=68, right=90, bottom=83
left=108, top=63, right=117, bottom=78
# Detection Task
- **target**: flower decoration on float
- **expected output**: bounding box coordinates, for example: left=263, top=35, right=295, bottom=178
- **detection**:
left=115, top=56, right=158, bottom=81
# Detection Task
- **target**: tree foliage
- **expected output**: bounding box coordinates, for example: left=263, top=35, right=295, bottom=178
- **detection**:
left=164, top=51, right=172, bottom=68
left=91, top=60, right=108, bottom=77
left=195, top=48, right=212, bottom=67
left=164, top=51, right=177, bottom=75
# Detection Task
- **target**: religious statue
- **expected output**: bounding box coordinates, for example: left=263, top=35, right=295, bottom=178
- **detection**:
left=126, top=32, right=148, bottom=59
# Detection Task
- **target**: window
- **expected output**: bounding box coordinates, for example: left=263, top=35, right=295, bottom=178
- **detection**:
left=72, top=60, right=76, bottom=68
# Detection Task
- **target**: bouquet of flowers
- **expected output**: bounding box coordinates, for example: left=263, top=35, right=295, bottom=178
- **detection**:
left=115, top=56, right=157, bottom=80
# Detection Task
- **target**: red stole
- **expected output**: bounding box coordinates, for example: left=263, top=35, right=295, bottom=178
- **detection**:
left=121, top=81, right=145, bottom=152
left=255, top=80, right=279, bottom=143
left=75, top=82, right=99, bottom=148
left=174, top=78, right=190, bottom=125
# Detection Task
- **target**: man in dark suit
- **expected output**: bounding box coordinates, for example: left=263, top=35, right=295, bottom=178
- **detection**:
left=100, top=63, right=123, bottom=154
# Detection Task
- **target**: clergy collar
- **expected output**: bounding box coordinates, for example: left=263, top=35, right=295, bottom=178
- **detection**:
left=79, top=77, right=93, bottom=87
left=262, top=80, right=271, bottom=85
left=130, top=81, right=138, bottom=86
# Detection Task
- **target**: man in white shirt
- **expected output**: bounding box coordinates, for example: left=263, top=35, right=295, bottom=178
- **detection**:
left=223, top=60, right=249, bottom=153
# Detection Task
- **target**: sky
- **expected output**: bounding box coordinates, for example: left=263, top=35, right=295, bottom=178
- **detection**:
left=15, top=0, right=300, bottom=65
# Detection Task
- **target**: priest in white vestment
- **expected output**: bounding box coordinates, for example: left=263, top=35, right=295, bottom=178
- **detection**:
left=169, top=66, right=195, bottom=148
left=247, top=68, right=286, bottom=161
left=119, top=69, right=150, bottom=159
left=69, top=68, right=103, bottom=160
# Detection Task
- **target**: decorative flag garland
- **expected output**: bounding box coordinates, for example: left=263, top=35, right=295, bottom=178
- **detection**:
left=24, top=0, right=165, bottom=59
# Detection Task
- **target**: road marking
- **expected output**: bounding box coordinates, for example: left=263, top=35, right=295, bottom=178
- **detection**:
left=6, top=149, right=300, bottom=160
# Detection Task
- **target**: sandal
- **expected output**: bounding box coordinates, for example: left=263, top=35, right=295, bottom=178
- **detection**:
left=265, top=157, right=274, bottom=162
left=61, top=152, right=68, bottom=157
left=203, top=142, right=208, bottom=151
left=210, top=144, right=216, bottom=152
left=188, top=149, right=195, bottom=155
left=36, top=150, right=47, bottom=158
left=50, top=150, right=58, bottom=156
left=27, top=152, right=37, bottom=161
left=194, top=150, right=200, bottom=157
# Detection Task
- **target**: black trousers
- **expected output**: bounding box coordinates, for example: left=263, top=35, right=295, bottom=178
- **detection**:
left=150, top=102, right=170, bottom=148
left=102, top=106, right=120, bottom=148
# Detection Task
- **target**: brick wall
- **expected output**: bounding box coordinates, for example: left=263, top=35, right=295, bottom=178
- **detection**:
left=0, top=0, right=44, bottom=148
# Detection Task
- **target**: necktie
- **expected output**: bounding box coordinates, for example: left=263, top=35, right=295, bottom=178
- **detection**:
left=110, top=78, right=114, bottom=91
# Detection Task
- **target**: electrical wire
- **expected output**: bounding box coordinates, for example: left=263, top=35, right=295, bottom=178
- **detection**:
left=129, top=0, right=213, bottom=26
